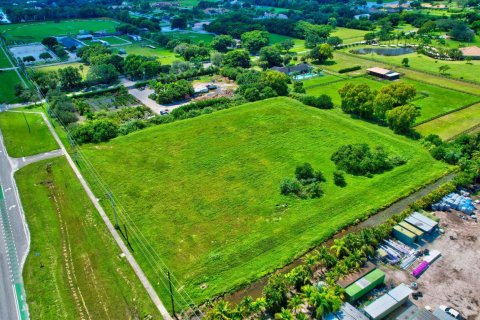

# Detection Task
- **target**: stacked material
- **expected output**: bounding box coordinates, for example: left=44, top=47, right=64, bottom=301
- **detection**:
left=432, top=193, right=476, bottom=215
left=412, top=261, right=429, bottom=277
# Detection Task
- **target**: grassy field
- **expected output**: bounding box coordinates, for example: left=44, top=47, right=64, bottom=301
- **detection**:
left=17, top=157, right=160, bottom=320
left=415, top=103, right=480, bottom=140
left=326, top=52, right=480, bottom=95
left=0, top=19, right=120, bottom=44
left=302, top=75, right=479, bottom=123
left=0, top=47, right=12, bottom=68
left=331, top=27, right=369, bottom=44
left=33, top=62, right=90, bottom=79
left=79, top=97, right=449, bottom=307
left=341, top=49, right=480, bottom=84
left=169, top=31, right=214, bottom=44
left=0, top=70, right=23, bottom=104
left=269, top=34, right=306, bottom=52
left=445, top=34, right=480, bottom=48
left=114, top=38, right=180, bottom=64
left=0, top=111, right=58, bottom=157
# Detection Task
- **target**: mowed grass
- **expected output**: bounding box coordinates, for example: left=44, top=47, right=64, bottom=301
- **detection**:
left=169, top=31, right=214, bottom=44
left=0, top=47, right=12, bottom=68
left=303, top=75, right=479, bottom=123
left=114, top=38, right=180, bottom=64
left=17, top=157, right=160, bottom=320
left=33, top=62, right=90, bottom=80
left=79, top=97, right=449, bottom=307
left=331, top=27, right=369, bottom=44
left=269, top=34, right=306, bottom=52
left=0, top=111, right=58, bottom=157
left=416, top=103, right=480, bottom=140
left=0, top=19, right=120, bottom=44
left=0, top=70, right=23, bottom=103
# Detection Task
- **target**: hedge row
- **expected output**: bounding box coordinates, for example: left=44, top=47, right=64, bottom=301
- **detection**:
left=338, top=65, right=361, bottom=73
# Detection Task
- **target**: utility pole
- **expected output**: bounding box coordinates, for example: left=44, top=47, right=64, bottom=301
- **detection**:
left=22, top=112, right=31, bottom=133
left=168, top=271, right=177, bottom=319
left=107, top=191, right=119, bottom=229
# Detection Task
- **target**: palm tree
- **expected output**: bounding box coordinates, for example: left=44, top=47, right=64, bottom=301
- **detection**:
left=288, top=295, right=303, bottom=315
left=237, top=296, right=254, bottom=318
left=206, top=300, right=232, bottom=320
left=274, top=308, right=294, bottom=320
left=331, top=239, right=350, bottom=259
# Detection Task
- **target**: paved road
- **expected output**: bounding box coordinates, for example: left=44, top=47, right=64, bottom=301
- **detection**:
left=0, top=130, right=32, bottom=320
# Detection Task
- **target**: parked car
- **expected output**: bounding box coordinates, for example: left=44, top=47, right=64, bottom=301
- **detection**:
left=439, top=305, right=464, bottom=319
left=160, top=110, right=169, bottom=115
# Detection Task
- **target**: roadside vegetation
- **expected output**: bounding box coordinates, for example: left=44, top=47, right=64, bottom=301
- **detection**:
left=0, top=111, right=58, bottom=157
left=17, top=157, right=160, bottom=319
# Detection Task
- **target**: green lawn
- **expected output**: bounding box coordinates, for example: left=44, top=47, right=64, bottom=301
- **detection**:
left=269, top=34, right=306, bottom=52
left=79, top=97, right=449, bottom=308
left=331, top=27, right=369, bottom=44
left=114, top=39, right=180, bottom=64
left=416, top=103, right=480, bottom=140
left=169, top=31, right=214, bottom=44
left=327, top=52, right=480, bottom=95
left=0, top=70, right=23, bottom=104
left=303, top=75, right=479, bottom=123
left=33, top=62, right=90, bottom=79
left=17, top=157, right=160, bottom=320
left=0, top=47, right=12, bottom=68
left=0, top=19, right=120, bottom=44
left=0, top=111, right=58, bottom=157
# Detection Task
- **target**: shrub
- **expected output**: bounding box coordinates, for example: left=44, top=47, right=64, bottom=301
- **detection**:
left=291, top=93, right=334, bottom=109
left=331, top=144, right=405, bottom=176
left=333, top=171, right=346, bottom=187
left=338, top=66, right=361, bottom=73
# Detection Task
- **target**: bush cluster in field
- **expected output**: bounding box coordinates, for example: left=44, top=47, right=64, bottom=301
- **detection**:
left=280, top=163, right=326, bottom=199
left=331, top=144, right=407, bottom=177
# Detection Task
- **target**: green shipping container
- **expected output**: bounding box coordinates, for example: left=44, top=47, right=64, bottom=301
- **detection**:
left=399, top=221, right=424, bottom=239
left=392, top=225, right=416, bottom=245
left=345, top=268, right=385, bottom=301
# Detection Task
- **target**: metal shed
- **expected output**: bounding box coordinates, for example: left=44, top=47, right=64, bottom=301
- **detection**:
left=345, top=268, right=385, bottom=302
left=396, top=305, right=440, bottom=320
left=405, top=212, right=438, bottom=233
left=399, top=221, right=424, bottom=239
left=393, top=225, right=416, bottom=245
left=364, top=284, right=413, bottom=320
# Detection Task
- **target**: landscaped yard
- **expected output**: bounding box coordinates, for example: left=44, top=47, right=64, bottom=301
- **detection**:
left=0, top=111, right=58, bottom=157
left=0, top=70, right=24, bottom=104
left=17, top=157, right=160, bottom=320
left=303, top=75, right=479, bottom=123
left=79, top=97, right=449, bottom=308
left=331, top=27, right=369, bottom=44
left=415, top=103, right=480, bottom=140
left=0, top=19, right=121, bottom=44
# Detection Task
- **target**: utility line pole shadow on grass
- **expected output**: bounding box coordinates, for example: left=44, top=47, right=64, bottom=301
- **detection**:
left=32, top=111, right=173, bottom=320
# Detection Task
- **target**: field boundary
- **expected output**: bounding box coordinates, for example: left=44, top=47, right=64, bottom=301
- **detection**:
left=446, top=123, right=480, bottom=141
left=413, top=100, right=480, bottom=127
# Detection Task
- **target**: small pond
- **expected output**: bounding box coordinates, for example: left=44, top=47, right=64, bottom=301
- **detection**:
left=351, top=47, right=415, bottom=56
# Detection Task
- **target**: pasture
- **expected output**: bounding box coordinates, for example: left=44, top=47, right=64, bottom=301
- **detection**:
left=303, top=75, right=480, bottom=123
left=17, top=157, right=160, bottom=320
left=79, top=97, right=449, bottom=307
left=415, top=103, right=480, bottom=140
left=331, top=27, right=369, bottom=44
left=0, top=71, right=23, bottom=104
left=0, top=46, right=12, bottom=68
left=0, top=19, right=120, bottom=44
left=169, top=31, right=214, bottom=44
left=33, top=62, right=90, bottom=79
left=0, top=111, right=58, bottom=157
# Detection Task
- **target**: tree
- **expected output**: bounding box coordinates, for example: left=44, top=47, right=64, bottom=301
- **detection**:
left=153, top=79, right=194, bottom=104
left=333, top=171, right=346, bottom=187
left=259, top=46, right=283, bottom=68
left=331, top=239, right=350, bottom=258
left=293, top=81, right=305, bottom=94
left=449, top=21, right=475, bottom=42
left=210, top=51, right=223, bottom=66
left=222, top=49, right=251, bottom=68
left=374, top=82, right=416, bottom=120
left=58, top=66, right=82, bottom=90
left=22, top=56, right=35, bottom=63
left=274, top=308, right=294, bottom=320
left=263, top=274, right=288, bottom=313
left=438, top=64, right=450, bottom=75
left=86, top=64, right=119, bottom=85
left=39, top=52, right=53, bottom=61
left=279, top=39, right=294, bottom=53
left=205, top=300, right=233, bottom=320
left=41, top=37, right=58, bottom=48
left=326, top=36, right=343, bottom=47
left=53, top=45, right=68, bottom=59
left=260, top=70, right=289, bottom=96
left=309, top=44, right=333, bottom=63
left=211, top=35, right=236, bottom=52
left=338, top=83, right=376, bottom=119
left=401, top=57, right=409, bottom=67
left=241, top=30, right=270, bottom=53
left=386, top=104, right=419, bottom=134
left=171, top=16, right=187, bottom=29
